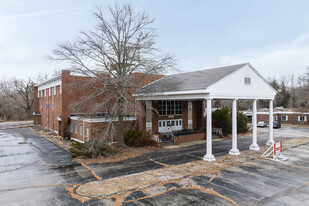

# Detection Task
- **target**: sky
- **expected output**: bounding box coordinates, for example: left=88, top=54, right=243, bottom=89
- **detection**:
left=1, top=0, right=309, bottom=80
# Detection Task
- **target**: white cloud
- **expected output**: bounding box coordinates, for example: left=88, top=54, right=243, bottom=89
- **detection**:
left=216, top=48, right=309, bottom=77
left=204, top=32, right=309, bottom=78
left=0, top=6, right=89, bottom=21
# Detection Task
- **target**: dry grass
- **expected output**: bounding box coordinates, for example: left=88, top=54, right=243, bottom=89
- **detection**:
left=30, top=126, right=159, bottom=164
left=75, top=146, right=159, bottom=164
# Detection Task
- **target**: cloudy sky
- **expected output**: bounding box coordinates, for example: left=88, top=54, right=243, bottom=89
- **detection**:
left=0, top=0, right=309, bottom=80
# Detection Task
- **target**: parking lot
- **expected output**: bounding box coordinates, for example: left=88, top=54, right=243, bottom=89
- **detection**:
left=0, top=125, right=309, bottom=205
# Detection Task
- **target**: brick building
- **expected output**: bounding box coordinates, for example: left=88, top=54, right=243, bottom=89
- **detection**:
left=34, top=63, right=277, bottom=162
left=33, top=70, right=164, bottom=142
left=256, top=110, right=308, bottom=126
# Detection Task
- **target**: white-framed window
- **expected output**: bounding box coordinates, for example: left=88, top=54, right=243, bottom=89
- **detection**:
left=75, top=126, right=78, bottom=134
left=70, top=126, right=73, bottom=133
left=298, top=116, right=307, bottom=122
left=281, top=115, right=288, bottom=121
left=80, top=126, right=83, bottom=135
left=86, top=128, right=89, bottom=138
left=44, top=89, right=46, bottom=97
left=244, top=77, right=251, bottom=85
left=158, top=100, right=182, bottom=115
left=54, top=86, right=56, bottom=96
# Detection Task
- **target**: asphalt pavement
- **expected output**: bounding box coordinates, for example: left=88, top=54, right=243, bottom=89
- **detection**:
left=0, top=125, right=309, bottom=205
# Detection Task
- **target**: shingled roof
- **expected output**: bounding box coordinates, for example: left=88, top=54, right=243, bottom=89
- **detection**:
left=135, top=63, right=248, bottom=94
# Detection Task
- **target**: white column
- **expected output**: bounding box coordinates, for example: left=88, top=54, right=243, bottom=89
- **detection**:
left=249, top=99, right=260, bottom=150
left=145, top=100, right=152, bottom=132
left=266, top=99, right=275, bottom=146
left=203, top=98, right=215, bottom=162
left=229, top=99, right=240, bottom=155
left=188, top=101, right=193, bottom=129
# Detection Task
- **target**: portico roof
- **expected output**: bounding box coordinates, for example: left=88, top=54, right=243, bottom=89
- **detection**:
left=134, top=63, right=276, bottom=100
left=136, top=63, right=247, bottom=93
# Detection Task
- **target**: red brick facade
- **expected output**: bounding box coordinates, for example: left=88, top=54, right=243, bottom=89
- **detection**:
left=148, top=100, right=205, bottom=134
left=257, top=112, right=309, bottom=125
left=34, top=70, right=164, bottom=142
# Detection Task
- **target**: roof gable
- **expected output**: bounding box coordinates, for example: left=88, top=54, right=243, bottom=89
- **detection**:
left=136, top=63, right=247, bottom=93
left=206, top=64, right=277, bottom=99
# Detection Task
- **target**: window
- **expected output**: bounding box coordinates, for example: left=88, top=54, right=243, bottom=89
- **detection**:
left=86, top=128, right=89, bottom=138
left=80, top=126, right=83, bottom=135
left=75, top=126, right=78, bottom=134
left=298, top=116, right=307, bottom=122
left=281, top=115, right=288, bottom=121
left=244, top=77, right=251, bottom=85
left=158, top=100, right=182, bottom=115
left=70, top=126, right=73, bottom=133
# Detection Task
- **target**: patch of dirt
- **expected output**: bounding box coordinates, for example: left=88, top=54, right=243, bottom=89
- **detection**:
left=75, top=146, right=159, bottom=164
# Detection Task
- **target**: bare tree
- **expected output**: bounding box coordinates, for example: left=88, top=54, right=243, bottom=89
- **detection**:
left=0, top=77, right=34, bottom=120
left=49, top=4, right=175, bottom=149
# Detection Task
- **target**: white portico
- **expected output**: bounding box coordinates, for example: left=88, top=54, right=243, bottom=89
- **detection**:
left=134, top=63, right=277, bottom=162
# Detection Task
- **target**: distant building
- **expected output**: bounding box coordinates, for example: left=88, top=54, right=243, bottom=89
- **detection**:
left=257, top=110, right=308, bottom=125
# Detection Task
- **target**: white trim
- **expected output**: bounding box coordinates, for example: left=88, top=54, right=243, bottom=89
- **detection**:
left=257, top=111, right=309, bottom=115
left=35, top=76, right=61, bottom=87
left=133, top=89, right=207, bottom=97
left=71, top=138, right=84, bottom=143
left=136, top=92, right=274, bottom=101
left=37, top=78, right=61, bottom=92
left=69, top=116, right=136, bottom=122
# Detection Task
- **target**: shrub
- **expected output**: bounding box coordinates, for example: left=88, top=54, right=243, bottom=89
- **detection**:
left=124, top=130, right=154, bottom=147
left=212, top=108, right=232, bottom=136
left=212, top=108, right=249, bottom=135
left=237, top=112, right=249, bottom=133
left=69, top=139, right=114, bottom=158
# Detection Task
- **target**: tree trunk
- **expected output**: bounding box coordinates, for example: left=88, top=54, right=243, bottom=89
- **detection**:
left=117, top=96, right=125, bottom=146
left=118, top=113, right=124, bottom=146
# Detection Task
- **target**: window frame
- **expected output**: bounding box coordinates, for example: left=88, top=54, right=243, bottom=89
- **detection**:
left=281, top=115, right=288, bottom=121
left=158, top=100, right=182, bottom=116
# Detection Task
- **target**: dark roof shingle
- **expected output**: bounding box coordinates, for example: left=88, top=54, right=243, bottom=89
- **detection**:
left=136, top=63, right=248, bottom=94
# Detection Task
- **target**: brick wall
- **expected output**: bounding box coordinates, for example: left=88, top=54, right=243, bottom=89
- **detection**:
left=35, top=70, right=164, bottom=137
left=70, top=119, right=137, bottom=142
left=176, top=133, right=205, bottom=144
left=257, top=113, right=309, bottom=125
left=150, top=100, right=207, bottom=134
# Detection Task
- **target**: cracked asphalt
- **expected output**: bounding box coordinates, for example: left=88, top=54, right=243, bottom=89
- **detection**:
left=0, top=125, right=309, bottom=206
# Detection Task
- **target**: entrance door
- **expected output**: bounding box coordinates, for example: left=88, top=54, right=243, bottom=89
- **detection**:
left=158, top=119, right=182, bottom=133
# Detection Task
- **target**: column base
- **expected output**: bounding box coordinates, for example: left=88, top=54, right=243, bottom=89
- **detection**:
left=203, top=154, right=216, bottom=162
left=229, top=148, right=240, bottom=155
left=249, top=144, right=260, bottom=151
left=266, top=139, right=275, bottom=146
